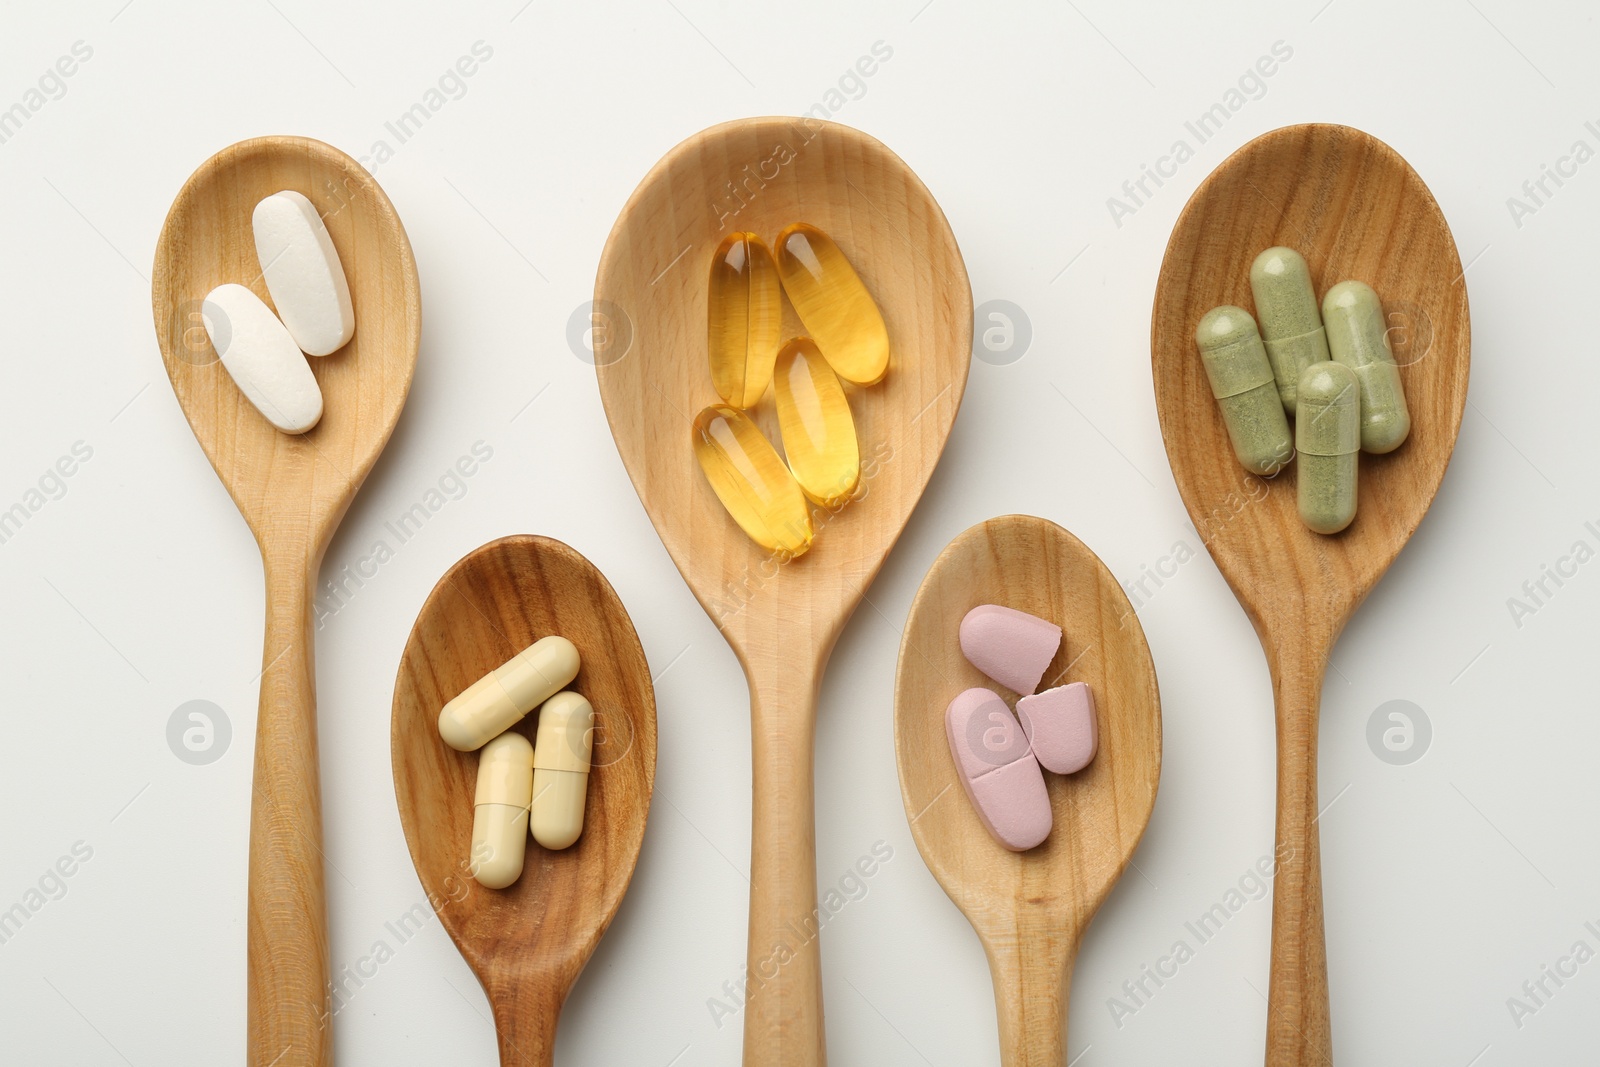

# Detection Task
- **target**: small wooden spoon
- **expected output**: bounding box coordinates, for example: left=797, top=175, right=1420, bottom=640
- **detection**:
left=152, top=137, right=420, bottom=1067
left=1151, top=123, right=1470, bottom=1064
left=391, top=535, right=656, bottom=1066
left=594, top=117, right=972, bottom=1063
left=894, top=515, right=1161, bottom=1065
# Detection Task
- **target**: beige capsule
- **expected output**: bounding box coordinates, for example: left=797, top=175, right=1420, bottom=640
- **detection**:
left=531, top=691, right=594, bottom=850
left=471, top=732, right=534, bottom=889
left=437, top=636, right=581, bottom=752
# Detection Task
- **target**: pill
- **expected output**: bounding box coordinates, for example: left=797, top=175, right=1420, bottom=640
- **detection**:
left=692, top=405, right=814, bottom=556
left=774, top=337, right=860, bottom=506
left=1296, top=361, right=1360, bottom=534
left=252, top=191, right=355, bottom=357
left=437, top=636, right=581, bottom=752
left=959, top=604, right=1062, bottom=696
left=1016, top=682, right=1097, bottom=775
left=774, top=223, right=889, bottom=386
left=945, top=688, right=1052, bottom=851
left=201, top=283, right=322, bottom=434
left=471, top=732, right=534, bottom=889
left=1195, top=306, right=1294, bottom=476
left=1321, top=280, right=1411, bottom=454
left=707, top=232, right=782, bottom=408
left=1250, top=247, right=1330, bottom=414
left=531, top=691, right=594, bottom=850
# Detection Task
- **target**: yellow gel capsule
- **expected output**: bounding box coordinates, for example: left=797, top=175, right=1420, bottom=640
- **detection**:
left=471, top=732, right=533, bottom=889
left=774, top=222, right=889, bottom=385
left=531, top=691, right=593, bottom=850
left=708, top=232, right=783, bottom=408
left=692, top=405, right=814, bottom=556
left=774, top=337, right=860, bottom=506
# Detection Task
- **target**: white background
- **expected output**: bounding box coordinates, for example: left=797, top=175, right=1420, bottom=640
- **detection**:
left=1, top=1, right=1596, bottom=1063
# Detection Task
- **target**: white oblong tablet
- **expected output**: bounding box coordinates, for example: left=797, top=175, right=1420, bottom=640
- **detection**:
left=252, top=190, right=355, bottom=357
left=201, top=284, right=323, bottom=434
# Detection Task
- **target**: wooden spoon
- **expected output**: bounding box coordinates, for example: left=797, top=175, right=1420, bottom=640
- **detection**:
left=594, top=117, right=972, bottom=1063
left=391, top=535, right=656, bottom=1066
left=152, top=136, right=419, bottom=1067
left=894, top=515, right=1161, bottom=1065
left=1151, top=123, right=1470, bottom=1064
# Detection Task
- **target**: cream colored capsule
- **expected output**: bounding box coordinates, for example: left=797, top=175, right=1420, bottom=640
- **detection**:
left=471, top=732, right=534, bottom=889
left=531, top=691, right=594, bottom=850
left=438, top=636, right=580, bottom=751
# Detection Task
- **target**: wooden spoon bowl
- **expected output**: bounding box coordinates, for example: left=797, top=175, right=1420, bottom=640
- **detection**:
left=894, top=515, right=1161, bottom=1066
left=391, top=535, right=656, bottom=1066
left=151, top=136, right=419, bottom=1067
left=1151, top=123, right=1470, bottom=1064
left=594, top=117, right=972, bottom=1063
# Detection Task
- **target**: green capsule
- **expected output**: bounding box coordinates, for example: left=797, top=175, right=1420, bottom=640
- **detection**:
left=1250, top=247, right=1330, bottom=415
left=1295, top=361, right=1360, bottom=534
left=1195, top=306, right=1293, bottom=476
left=1322, top=280, right=1411, bottom=454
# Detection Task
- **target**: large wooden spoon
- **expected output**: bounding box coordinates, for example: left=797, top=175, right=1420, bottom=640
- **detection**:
left=594, top=117, right=972, bottom=1063
left=1151, top=123, right=1470, bottom=1064
left=152, top=136, right=420, bottom=1067
left=894, top=515, right=1161, bottom=1065
left=391, top=535, right=656, bottom=1066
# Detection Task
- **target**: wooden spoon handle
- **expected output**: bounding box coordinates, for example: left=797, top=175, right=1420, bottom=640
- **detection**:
left=247, top=549, right=329, bottom=1067
left=1265, top=635, right=1333, bottom=1066
left=983, top=932, right=1074, bottom=1066
left=743, top=661, right=826, bottom=1066
left=488, top=972, right=564, bottom=1067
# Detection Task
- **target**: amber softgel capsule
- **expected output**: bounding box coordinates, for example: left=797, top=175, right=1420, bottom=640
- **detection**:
left=774, top=222, right=889, bottom=386
left=707, top=232, right=782, bottom=408
left=773, top=337, right=860, bottom=507
left=692, top=405, right=814, bottom=556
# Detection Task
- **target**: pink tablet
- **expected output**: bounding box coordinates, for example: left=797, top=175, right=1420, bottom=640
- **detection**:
left=1017, top=682, right=1097, bottom=775
left=944, top=688, right=1052, bottom=851
left=959, top=604, right=1062, bottom=695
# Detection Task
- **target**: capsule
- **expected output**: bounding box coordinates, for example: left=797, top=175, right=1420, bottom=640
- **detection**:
left=1250, top=247, right=1330, bottom=414
left=1195, top=306, right=1294, bottom=476
left=774, top=223, right=889, bottom=385
left=1296, top=361, right=1360, bottom=534
left=692, top=405, right=814, bottom=556
left=1322, top=280, right=1410, bottom=454
left=471, top=732, right=534, bottom=888
left=773, top=338, right=859, bottom=506
left=437, top=636, right=581, bottom=752
left=707, top=232, right=782, bottom=408
left=531, top=692, right=594, bottom=850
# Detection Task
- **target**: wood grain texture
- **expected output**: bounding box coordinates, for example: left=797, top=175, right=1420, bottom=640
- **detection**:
left=1150, top=124, right=1470, bottom=1066
left=391, top=536, right=657, bottom=1067
left=151, top=136, right=420, bottom=1067
left=895, top=516, right=1161, bottom=1066
left=594, top=117, right=972, bottom=1065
